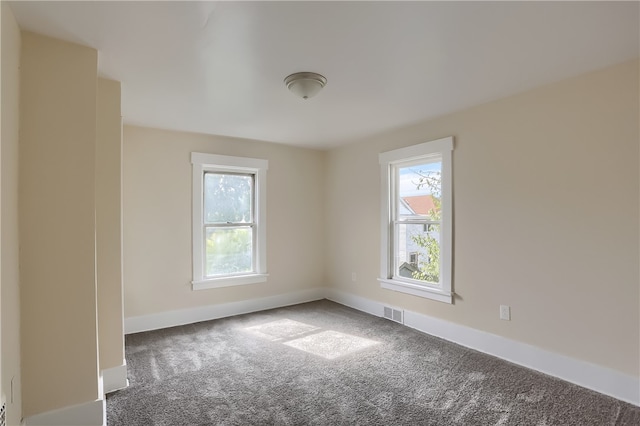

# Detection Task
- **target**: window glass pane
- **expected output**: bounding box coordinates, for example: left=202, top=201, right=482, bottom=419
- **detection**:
left=204, top=173, right=252, bottom=224
left=398, top=160, right=441, bottom=220
left=395, top=223, right=440, bottom=283
left=205, top=227, right=253, bottom=276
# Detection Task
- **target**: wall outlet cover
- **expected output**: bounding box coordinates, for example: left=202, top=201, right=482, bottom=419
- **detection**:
left=500, top=305, right=511, bottom=321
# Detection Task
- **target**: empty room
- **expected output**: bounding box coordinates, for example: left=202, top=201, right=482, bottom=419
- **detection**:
left=1, top=1, right=639, bottom=425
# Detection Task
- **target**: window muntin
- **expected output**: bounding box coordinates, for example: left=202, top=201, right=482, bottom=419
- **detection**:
left=379, top=137, right=453, bottom=304
left=191, top=153, right=268, bottom=290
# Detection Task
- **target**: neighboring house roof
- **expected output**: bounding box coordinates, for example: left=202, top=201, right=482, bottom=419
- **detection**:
left=402, top=195, right=437, bottom=215
left=398, top=261, right=418, bottom=279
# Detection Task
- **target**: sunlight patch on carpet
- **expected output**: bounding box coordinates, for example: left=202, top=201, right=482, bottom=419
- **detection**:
left=244, top=319, right=380, bottom=359
left=243, top=319, right=320, bottom=342
left=284, top=330, right=379, bottom=359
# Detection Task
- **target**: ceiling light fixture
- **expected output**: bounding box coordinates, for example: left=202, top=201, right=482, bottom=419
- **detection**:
left=284, top=72, right=327, bottom=100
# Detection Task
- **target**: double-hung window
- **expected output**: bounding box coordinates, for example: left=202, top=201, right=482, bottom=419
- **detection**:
left=191, top=153, right=268, bottom=290
left=378, top=137, right=453, bottom=303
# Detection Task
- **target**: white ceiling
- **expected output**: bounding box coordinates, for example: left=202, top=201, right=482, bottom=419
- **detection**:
left=9, top=1, right=640, bottom=149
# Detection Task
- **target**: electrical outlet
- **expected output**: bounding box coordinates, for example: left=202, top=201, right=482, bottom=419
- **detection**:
left=500, top=305, right=511, bottom=321
left=351, top=272, right=357, bottom=282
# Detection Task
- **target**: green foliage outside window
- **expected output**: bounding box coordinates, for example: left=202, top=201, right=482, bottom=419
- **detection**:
left=411, top=170, right=441, bottom=283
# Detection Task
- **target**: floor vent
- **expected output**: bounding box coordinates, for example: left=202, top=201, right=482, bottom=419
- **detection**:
left=0, top=399, right=6, bottom=426
left=383, top=306, right=404, bottom=324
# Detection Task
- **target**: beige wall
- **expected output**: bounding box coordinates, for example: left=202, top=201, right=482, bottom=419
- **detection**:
left=123, top=126, right=326, bottom=317
left=96, top=78, right=125, bottom=372
left=1, top=3, right=22, bottom=424
left=19, top=32, right=99, bottom=417
left=325, top=60, right=640, bottom=377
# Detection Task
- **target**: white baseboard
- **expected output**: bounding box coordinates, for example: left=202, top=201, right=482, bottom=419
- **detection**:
left=325, top=287, right=381, bottom=316
left=23, top=398, right=104, bottom=426
left=325, top=288, right=640, bottom=407
left=101, top=363, right=128, bottom=394
left=125, top=287, right=326, bottom=334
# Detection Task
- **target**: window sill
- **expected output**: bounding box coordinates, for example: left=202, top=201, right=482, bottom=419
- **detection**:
left=192, top=273, right=268, bottom=291
left=378, top=278, right=452, bottom=304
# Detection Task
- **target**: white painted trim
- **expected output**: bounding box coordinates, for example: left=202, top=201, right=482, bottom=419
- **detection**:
left=378, top=136, right=453, bottom=164
left=101, top=363, right=128, bottom=394
left=439, top=139, right=453, bottom=294
left=191, top=152, right=269, bottom=171
left=325, top=288, right=640, bottom=406
left=125, top=287, right=326, bottom=334
left=379, top=278, right=452, bottom=303
left=325, top=288, right=380, bottom=317
left=192, top=273, right=268, bottom=290
left=24, top=399, right=105, bottom=426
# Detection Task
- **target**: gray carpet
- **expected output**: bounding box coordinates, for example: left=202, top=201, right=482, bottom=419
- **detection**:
left=107, top=300, right=640, bottom=425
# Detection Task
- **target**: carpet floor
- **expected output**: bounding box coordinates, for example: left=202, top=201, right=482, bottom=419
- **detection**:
left=107, top=300, right=640, bottom=425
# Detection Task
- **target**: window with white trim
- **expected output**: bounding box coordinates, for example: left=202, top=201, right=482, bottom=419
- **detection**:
left=378, top=137, right=453, bottom=304
left=191, top=153, right=268, bottom=290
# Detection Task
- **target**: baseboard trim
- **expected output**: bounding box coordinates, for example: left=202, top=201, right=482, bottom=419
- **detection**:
left=23, top=398, right=104, bottom=426
left=325, top=288, right=640, bottom=407
left=124, top=287, right=326, bottom=334
left=101, top=362, right=128, bottom=394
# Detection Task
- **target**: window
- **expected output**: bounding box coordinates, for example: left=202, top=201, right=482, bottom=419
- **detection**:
left=191, top=153, right=268, bottom=290
left=378, top=137, right=453, bottom=303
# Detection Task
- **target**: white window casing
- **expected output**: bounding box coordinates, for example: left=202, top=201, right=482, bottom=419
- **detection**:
left=191, top=152, right=268, bottom=290
left=378, top=137, right=453, bottom=304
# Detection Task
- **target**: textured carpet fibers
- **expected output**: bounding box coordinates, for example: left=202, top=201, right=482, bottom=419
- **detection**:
left=107, top=300, right=639, bottom=425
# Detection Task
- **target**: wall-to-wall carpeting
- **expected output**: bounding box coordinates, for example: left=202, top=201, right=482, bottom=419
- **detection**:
left=107, top=300, right=639, bottom=425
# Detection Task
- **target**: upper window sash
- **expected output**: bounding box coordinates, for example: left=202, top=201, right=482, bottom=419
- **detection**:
left=203, top=171, right=255, bottom=225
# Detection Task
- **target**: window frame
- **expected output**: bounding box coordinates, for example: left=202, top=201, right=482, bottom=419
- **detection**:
left=378, top=137, right=453, bottom=304
left=191, top=152, right=268, bottom=290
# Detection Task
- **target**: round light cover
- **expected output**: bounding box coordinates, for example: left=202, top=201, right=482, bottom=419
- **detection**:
left=284, top=72, right=327, bottom=100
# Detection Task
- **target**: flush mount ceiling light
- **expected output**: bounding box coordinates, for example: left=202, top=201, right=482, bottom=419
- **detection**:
left=284, top=72, right=327, bottom=100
